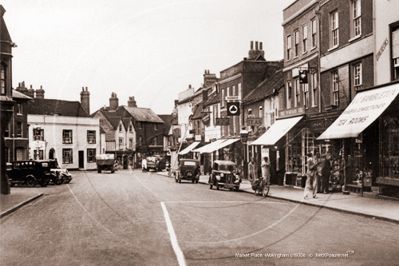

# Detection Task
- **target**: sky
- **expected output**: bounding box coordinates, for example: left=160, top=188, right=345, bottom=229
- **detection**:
left=2, top=0, right=294, bottom=115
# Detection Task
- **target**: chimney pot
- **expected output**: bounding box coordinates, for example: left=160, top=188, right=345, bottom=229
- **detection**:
left=255, top=41, right=258, bottom=50
left=250, top=41, right=253, bottom=50
left=82, top=87, right=84, bottom=91
left=260, top=42, right=263, bottom=50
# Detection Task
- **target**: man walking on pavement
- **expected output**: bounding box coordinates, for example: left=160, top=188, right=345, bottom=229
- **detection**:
left=304, top=153, right=319, bottom=199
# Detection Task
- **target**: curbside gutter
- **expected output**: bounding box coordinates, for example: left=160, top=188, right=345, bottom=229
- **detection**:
left=0, top=193, right=44, bottom=219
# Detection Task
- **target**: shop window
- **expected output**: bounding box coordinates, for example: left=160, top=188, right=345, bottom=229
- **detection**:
left=17, top=122, right=22, bottom=138
left=63, top=130, right=72, bottom=144
left=351, top=0, right=361, bottom=38
left=87, top=148, right=96, bottom=163
left=287, top=35, right=292, bottom=61
left=332, top=71, right=339, bottom=106
left=312, top=19, right=317, bottom=48
left=33, top=128, right=44, bottom=141
left=87, top=130, right=96, bottom=144
left=391, top=25, right=399, bottom=81
left=353, top=63, right=362, bottom=91
left=294, top=31, right=299, bottom=57
left=330, top=11, right=339, bottom=48
left=382, top=114, right=399, bottom=179
left=63, top=149, right=73, bottom=164
left=0, top=63, right=6, bottom=95
left=302, top=25, right=308, bottom=53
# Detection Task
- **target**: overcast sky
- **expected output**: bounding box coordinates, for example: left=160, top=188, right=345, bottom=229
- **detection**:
left=3, top=0, right=294, bottom=115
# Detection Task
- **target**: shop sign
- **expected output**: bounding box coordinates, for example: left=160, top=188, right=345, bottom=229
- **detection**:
left=247, top=118, right=262, bottom=126
left=216, top=117, right=229, bottom=126
left=309, top=118, right=334, bottom=131
left=227, top=102, right=240, bottom=116
left=279, top=107, right=305, bottom=118
left=226, top=95, right=241, bottom=101
left=376, top=37, right=389, bottom=61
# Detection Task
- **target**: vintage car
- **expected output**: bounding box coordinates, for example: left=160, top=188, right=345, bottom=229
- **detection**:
left=144, top=156, right=166, bottom=172
left=48, top=159, right=72, bottom=184
left=209, top=160, right=241, bottom=191
left=175, top=159, right=200, bottom=183
left=6, top=160, right=54, bottom=187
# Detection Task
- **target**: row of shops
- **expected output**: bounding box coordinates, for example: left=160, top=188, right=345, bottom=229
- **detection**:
left=177, top=81, right=399, bottom=198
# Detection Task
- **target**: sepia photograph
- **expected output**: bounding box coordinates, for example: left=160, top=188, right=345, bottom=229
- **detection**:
left=1, top=0, right=399, bottom=265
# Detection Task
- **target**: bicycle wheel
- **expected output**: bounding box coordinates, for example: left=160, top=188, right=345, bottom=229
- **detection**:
left=262, top=184, right=269, bottom=197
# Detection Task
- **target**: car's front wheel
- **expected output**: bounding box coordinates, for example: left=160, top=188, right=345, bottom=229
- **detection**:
left=26, top=176, right=36, bottom=187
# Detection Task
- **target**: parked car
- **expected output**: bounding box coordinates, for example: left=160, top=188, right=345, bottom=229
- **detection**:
left=48, top=159, right=72, bottom=184
left=96, top=154, right=115, bottom=173
left=209, top=160, right=241, bottom=191
left=6, top=160, right=54, bottom=187
left=175, top=159, right=200, bottom=183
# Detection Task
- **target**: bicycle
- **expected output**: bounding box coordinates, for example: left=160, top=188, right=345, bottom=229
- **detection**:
left=252, top=178, right=270, bottom=197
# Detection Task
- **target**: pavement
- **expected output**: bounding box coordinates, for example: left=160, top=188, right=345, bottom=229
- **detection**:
left=1, top=171, right=398, bottom=224
left=159, top=171, right=399, bottom=224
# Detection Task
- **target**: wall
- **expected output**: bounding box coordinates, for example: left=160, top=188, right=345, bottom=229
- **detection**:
left=28, top=114, right=100, bottom=170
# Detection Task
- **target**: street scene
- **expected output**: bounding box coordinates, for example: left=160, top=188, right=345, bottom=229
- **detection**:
left=1, top=0, right=399, bottom=265
left=1, top=169, right=399, bottom=266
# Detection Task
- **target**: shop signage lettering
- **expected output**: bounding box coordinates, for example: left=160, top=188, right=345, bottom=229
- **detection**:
left=376, top=38, right=389, bottom=62
left=216, top=117, right=229, bottom=126
left=279, top=107, right=305, bottom=118
left=352, top=89, right=396, bottom=104
left=247, top=118, right=262, bottom=125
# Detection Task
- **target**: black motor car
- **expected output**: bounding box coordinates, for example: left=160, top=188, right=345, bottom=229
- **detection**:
left=209, top=160, right=241, bottom=191
left=175, top=159, right=200, bottom=183
left=6, top=160, right=55, bottom=187
left=48, top=159, right=72, bottom=184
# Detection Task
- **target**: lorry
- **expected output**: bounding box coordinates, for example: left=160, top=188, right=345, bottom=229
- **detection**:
left=96, top=154, right=115, bottom=173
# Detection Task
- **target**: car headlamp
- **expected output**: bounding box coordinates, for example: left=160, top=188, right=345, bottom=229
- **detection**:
left=221, top=173, right=224, bottom=178
left=216, top=175, right=221, bottom=181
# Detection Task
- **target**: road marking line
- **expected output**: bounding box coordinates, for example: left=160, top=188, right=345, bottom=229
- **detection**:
left=164, top=201, right=287, bottom=204
left=161, top=202, right=186, bottom=266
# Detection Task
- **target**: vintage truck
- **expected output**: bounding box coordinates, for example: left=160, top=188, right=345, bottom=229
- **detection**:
left=96, top=154, right=115, bottom=173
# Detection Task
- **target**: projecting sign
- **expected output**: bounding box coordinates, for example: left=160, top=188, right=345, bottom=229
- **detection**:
left=227, top=102, right=240, bottom=116
left=216, top=117, right=230, bottom=126
left=226, top=96, right=241, bottom=101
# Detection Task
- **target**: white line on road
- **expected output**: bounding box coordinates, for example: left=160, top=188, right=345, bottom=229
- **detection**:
left=164, top=201, right=288, bottom=204
left=161, top=202, right=186, bottom=266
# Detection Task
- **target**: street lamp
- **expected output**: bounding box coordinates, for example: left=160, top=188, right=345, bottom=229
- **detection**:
left=240, top=129, right=249, bottom=180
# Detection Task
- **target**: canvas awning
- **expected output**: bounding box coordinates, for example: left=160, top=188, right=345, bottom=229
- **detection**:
left=318, top=84, right=399, bottom=140
left=250, top=116, right=304, bottom=146
left=192, top=139, right=226, bottom=153
left=178, top=142, right=200, bottom=155
left=213, top=138, right=240, bottom=150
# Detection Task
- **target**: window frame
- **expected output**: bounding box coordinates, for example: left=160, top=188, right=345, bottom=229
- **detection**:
left=17, top=122, right=22, bottom=138
left=294, top=79, right=300, bottom=107
left=62, top=148, right=73, bottom=164
left=331, top=11, right=339, bottom=48
left=119, top=137, right=123, bottom=149
left=391, top=24, right=399, bottom=81
left=353, top=62, right=362, bottom=91
left=287, top=35, right=292, bottom=61
left=87, top=130, right=96, bottom=144
left=303, top=83, right=309, bottom=108
left=311, top=19, right=317, bottom=48
left=87, top=148, right=96, bottom=163
left=0, top=63, right=6, bottom=95
left=33, top=128, right=44, bottom=141
left=352, top=0, right=362, bottom=38
left=311, top=73, right=318, bottom=107
left=302, top=25, right=308, bottom=53
left=286, top=81, right=292, bottom=109
left=63, top=130, right=73, bottom=144
left=332, top=71, right=339, bottom=106
left=294, top=31, right=300, bottom=57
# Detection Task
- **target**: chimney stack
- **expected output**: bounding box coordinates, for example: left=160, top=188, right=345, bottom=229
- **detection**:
left=35, top=85, right=45, bottom=99
left=80, top=86, right=90, bottom=115
left=27, top=84, right=35, bottom=98
left=109, top=92, right=119, bottom=111
left=248, top=40, right=265, bottom=60
left=128, top=96, right=137, bottom=107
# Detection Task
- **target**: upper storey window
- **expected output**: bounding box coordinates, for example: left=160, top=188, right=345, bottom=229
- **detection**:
left=351, top=0, right=362, bottom=38
left=330, top=11, right=339, bottom=48
left=287, top=35, right=292, bottom=61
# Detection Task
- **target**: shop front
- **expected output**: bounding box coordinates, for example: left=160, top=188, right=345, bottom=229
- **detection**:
left=251, top=115, right=304, bottom=186
left=317, top=81, right=399, bottom=196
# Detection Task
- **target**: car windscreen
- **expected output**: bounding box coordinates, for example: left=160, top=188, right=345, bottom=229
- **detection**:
left=219, top=164, right=235, bottom=171
left=183, top=161, right=197, bottom=166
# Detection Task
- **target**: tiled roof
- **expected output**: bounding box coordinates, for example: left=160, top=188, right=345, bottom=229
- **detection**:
left=12, top=89, right=31, bottom=100
left=158, top=114, right=172, bottom=134
left=203, top=92, right=220, bottom=107
left=26, top=98, right=89, bottom=117
left=243, top=68, right=284, bottom=105
left=120, top=106, right=164, bottom=123
left=100, top=111, right=121, bottom=129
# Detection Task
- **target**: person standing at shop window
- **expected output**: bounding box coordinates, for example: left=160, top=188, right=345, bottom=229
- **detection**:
left=261, top=157, right=271, bottom=185
left=248, top=157, right=256, bottom=182
left=304, top=153, right=318, bottom=199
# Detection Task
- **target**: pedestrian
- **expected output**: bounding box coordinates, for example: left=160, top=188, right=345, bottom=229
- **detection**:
left=248, top=157, right=256, bottom=182
left=304, top=153, right=318, bottom=199
left=142, top=157, right=147, bottom=171
left=261, top=157, right=271, bottom=186
left=320, top=153, right=332, bottom=194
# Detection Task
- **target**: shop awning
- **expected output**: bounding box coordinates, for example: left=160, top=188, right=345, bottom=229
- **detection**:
left=250, top=116, right=304, bottom=146
left=192, top=139, right=226, bottom=153
left=318, top=84, right=399, bottom=140
left=213, top=138, right=240, bottom=150
left=178, top=142, right=200, bottom=155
